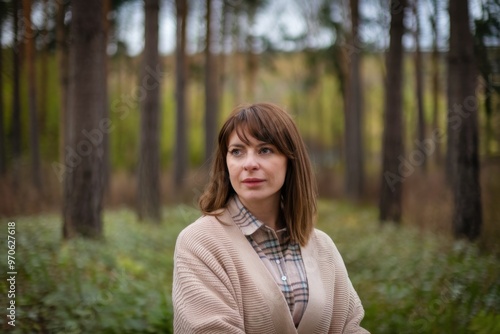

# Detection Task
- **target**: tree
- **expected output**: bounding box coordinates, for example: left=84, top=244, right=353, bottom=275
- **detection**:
left=38, top=0, right=49, bottom=135
left=474, top=0, right=500, bottom=157
left=102, top=0, right=112, bottom=195
left=23, top=0, right=42, bottom=191
left=0, top=4, right=6, bottom=176
left=174, top=0, right=189, bottom=190
left=245, top=2, right=259, bottom=100
left=56, top=0, right=69, bottom=167
left=412, top=0, right=426, bottom=171
left=204, top=0, right=219, bottom=165
left=230, top=3, right=243, bottom=104
left=11, top=0, right=22, bottom=184
left=63, top=0, right=107, bottom=239
left=218, top=0, right=231, bottom=111
left=429, top=0, right=442, bottom=165
left=379, top=0, right=407, bottom=224
left=344, top=0, right=365, bottom=200
left=137, top=0, right=161, bottom=222
left=447, top=0, right=482, bottom=240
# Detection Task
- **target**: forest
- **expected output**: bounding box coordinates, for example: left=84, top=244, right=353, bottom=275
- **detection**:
left=0, top=0, right=499, bottom=332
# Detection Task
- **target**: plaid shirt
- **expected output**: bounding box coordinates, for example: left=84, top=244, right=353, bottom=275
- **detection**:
left=229, top=196, right=309, bottom=327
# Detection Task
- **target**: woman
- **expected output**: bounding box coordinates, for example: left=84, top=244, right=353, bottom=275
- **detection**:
left=173, top=103, right=369, bottom=333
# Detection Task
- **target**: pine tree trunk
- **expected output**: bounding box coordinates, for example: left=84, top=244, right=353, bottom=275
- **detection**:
left=56, top=0, right=69, bottom=171
left=23, top=0, right=42, bottom=191
left=63, top=0, right=106, bottom=239
left=11, top=0, right=22, bottom=184
left=344, top=0, right=364, bottom=200
left=138, top=0, right=161, bottom=222
left=102, top=0, right=111, bottom=195
left=38, top=0, right=49, bottom=136
left=379, top=0, right=407, bottom=224
left=0, top=22, right=5, bottom=176
left=448, top=0, right=482, bottom=240
left=219, top=0, right=230, bottom=111
left=232, top=8, right=243, bottom=104
left=205, top=0, right=219, bottom=165
left=174, top=0, right=188, bottom=189
left=430, top=0, right=442, bottom=165
left=246, top=7, right=258, bottom=101
left=413, top=0, right=426, bottom=171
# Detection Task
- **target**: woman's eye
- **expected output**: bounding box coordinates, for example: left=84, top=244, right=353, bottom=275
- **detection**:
left=229, top=149, right=241, bottom=156
left=260, top=147, right=272, bottom=154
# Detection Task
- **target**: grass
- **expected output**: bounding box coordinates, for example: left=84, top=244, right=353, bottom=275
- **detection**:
left=0, top=201, right=499, bottom=333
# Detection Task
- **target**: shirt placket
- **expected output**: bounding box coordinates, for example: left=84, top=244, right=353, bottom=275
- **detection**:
left=265, top=228, right=294, bottom=311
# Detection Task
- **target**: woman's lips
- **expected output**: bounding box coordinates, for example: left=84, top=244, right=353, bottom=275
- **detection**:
left=242, top=178, right=265, bottom=187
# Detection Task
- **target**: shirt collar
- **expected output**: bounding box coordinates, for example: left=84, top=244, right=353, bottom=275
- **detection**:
left=228, top=195, right=263, bottom=236
left=227, top=195, right=288, bottom=237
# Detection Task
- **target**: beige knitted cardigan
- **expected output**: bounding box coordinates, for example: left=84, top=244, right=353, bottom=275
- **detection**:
left=172, top=209, right=370, bottom=334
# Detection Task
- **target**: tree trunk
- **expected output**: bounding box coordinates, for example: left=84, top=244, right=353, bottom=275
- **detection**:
left=379, top=0, right=407, bottom=224
left=38, top=0, right=49, bottom=136
left=174, top=0, right=188, bottom=189
left=0, top=20, right=5, bottom=176
left=232, top=7, right=243, bottom=104
left=63, top=0, right=106, bottom=239
left=102, top=0, right=111, bottom=195
left=413, top=0, right=426, bottom=171
left=218, top=0, right=230, bottom=111
left=23, top=0, right=42, bottom=191
left=430, top=0, right=442, bottom=165
left=344, top=0, right=364, bottom=200
left=56, top=0, right=69, bottom=172
left=246, top=7, right=258, bottom=101
left=205, top=0, right=219, bottom=165
left=448, top=0, right=482, bottom=240
left=137, top=0, right=161, bottom=222
left=11, top=0, right=22, bottom=184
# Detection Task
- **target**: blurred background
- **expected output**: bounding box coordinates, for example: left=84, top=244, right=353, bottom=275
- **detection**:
left=1, top=0, right=499, bottom=246
left=0, top=0, right=499, bottom=332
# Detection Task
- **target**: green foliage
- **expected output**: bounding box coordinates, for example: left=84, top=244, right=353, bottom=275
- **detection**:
left=0, top=207, right=198, bottom=333
left=1, top=202, right=498, bottom=333
left=469, top=311, right=500, bottom=334
left=316, top=201, right=500, bottom=334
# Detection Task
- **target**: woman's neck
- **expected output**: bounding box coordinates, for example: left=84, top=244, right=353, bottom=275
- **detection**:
left=239, top=196, right=284, bottom=231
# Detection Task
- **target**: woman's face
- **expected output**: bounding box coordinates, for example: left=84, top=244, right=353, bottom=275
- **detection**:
left=226, top=128, right=287, bottom=208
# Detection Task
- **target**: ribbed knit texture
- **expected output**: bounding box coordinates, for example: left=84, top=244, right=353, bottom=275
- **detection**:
left=172, top=210, right=370, bottom=334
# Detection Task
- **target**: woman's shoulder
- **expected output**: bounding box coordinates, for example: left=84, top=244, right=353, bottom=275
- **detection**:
left=310, top=228, right=336, bottom=248
left=177, top=214, right=224, bottom=239
left=309, top=228, right=344, bottom=262
left=175, top=211, right=233, bottom=249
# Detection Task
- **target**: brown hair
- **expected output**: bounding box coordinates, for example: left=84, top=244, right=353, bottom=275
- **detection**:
left=199, top=102, right=317, bottom=246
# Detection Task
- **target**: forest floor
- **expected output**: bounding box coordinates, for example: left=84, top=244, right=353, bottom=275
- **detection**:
left=0, top=200, right=498, bottom=333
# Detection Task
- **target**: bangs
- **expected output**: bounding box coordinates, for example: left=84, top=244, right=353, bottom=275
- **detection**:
left=220, top=106, right=293, bottom=156
left=234, top=108, right=273, bottom=145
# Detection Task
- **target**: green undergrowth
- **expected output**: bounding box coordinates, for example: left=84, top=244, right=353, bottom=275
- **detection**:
left=0, top=201, right=498, bottom=333
left=316, top=202, right=500, bottom=334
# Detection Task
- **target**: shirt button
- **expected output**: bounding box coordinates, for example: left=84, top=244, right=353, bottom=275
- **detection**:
left=276, top=259, right=280, bottom=264
left=281, top=276, right=287, bottom=281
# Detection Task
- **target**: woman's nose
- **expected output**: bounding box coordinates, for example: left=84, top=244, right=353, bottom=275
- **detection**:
left=243, top=152, right=259, bottom=170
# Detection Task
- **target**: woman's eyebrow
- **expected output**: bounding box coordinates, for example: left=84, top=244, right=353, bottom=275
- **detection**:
left=229, top=141, right=270, bottom=147
left=228, top=143, right=245, bottom=148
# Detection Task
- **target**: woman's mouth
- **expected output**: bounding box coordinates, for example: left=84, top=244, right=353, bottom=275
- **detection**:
left=242, top=178, right=265, bottom=187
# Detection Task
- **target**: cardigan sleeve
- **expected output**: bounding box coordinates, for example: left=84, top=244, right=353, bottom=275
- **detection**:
left=314, top=230, right=370, bottom=334
left=342, top=280, right=370, bottom=334
left=172, top=225, right=245, bottom=334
